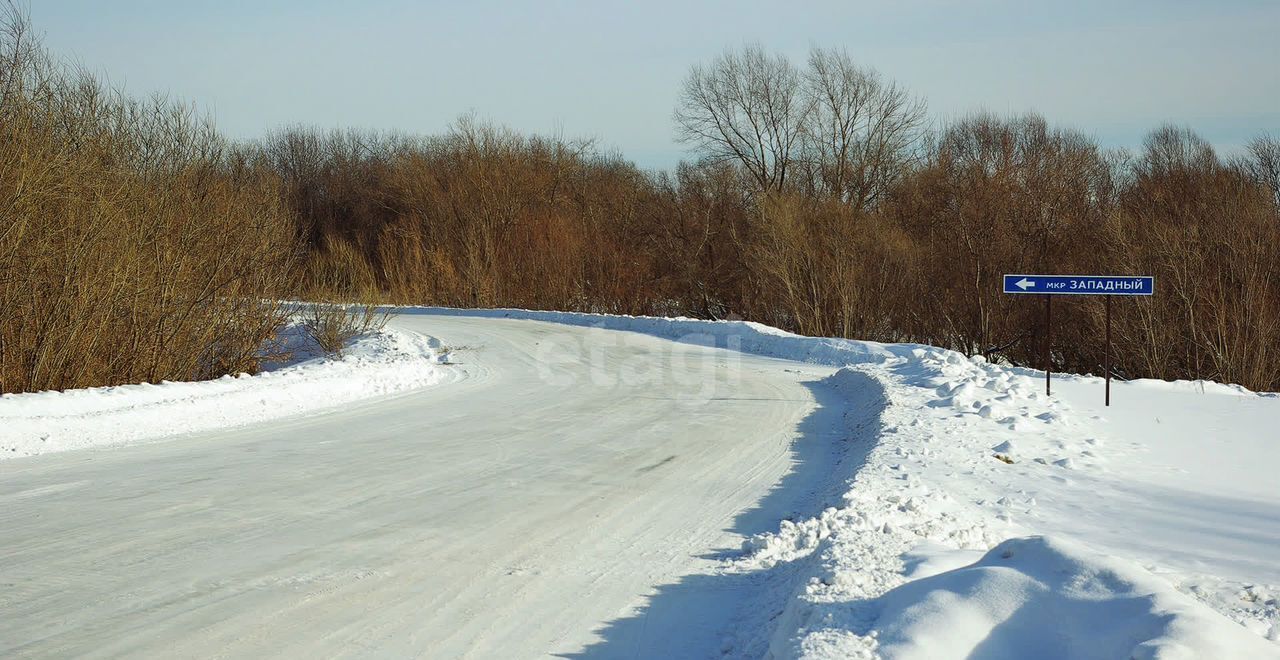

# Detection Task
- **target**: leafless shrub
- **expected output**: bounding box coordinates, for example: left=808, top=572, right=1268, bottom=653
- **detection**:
left=300, top=302, right=388, bottom=357
left=219, top=43, right=1279, bottom=392
left=1100, top=126, right=1280, bottom=388
left=0, top=5, right=294, bottom=393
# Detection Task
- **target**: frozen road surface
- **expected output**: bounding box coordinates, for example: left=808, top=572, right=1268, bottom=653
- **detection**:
left=0, top=313, right=844, bottom=658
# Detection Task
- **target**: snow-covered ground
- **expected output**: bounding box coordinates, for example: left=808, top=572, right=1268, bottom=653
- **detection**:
left=0, top=323, right=448, bottom=459
left=734, top=352, right=1280, bottom=659
left=1, top=307, right=1276, bottom=658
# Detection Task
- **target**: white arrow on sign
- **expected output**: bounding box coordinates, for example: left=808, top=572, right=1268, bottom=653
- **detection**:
left=1016, top=277, right=1035, bottom=290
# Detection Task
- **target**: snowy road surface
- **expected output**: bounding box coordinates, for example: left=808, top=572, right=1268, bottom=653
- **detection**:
left=0, top=314, right=844, bottom=657
left=4, top=309, right=1277, bottom=658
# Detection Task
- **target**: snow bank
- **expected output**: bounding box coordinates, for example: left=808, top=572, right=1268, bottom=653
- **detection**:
left=721, top=350, right=1279, bottom=656
left=395, top=306, right=925, bottom=366
left=0, top=326, right=445, bottom=460
left=867, top=536, right=1279, bottom=660
left=732, top=349, right=1280, bottom=657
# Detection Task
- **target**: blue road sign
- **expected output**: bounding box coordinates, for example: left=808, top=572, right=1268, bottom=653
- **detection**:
left=1003, top=274, right=1154, bottom=296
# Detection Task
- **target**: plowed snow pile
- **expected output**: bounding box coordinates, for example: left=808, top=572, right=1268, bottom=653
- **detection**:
left=0, top=325, right=445, bottom=458
left=725, top=343, right=1279, bottom=658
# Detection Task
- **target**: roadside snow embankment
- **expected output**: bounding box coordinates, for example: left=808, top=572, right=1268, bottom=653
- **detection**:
left=0, top=326, right=445, bottom=460
left=395, top=306, right=924, bottom=366
left=733, top=349, right=1280, bottom=657
left=866, top=535, right=1275, bottom=660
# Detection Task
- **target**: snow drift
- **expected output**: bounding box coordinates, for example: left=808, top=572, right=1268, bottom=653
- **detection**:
left=394, top=306, right=924, bottom=367
left=0, top=325, right=446, bottom=459
left=869, top=536, right=1278, bottom=660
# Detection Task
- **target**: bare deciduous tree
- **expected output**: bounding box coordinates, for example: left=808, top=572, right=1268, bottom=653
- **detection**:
left=674, top=44, right=808, bottom=192
left=1241, top=133, right=1280, bottom=208
left=800, top=47, right=926, bottom=210
left=676, top=45, right=926, bottom=209
left=1142, top=124, right=1217, bottom=177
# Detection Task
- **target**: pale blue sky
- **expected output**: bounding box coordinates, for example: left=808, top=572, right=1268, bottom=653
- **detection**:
left=33, top=0, right=1280, bottom=168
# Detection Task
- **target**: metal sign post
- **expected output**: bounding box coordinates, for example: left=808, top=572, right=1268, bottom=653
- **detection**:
left=1003, top=274, right=1155, bottom=405
left=1044, top=295, right=1052, bottom=395
left=1105, top=296, right=1112, bottom=406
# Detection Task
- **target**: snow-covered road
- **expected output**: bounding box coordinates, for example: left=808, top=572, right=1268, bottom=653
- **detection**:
left=0, top=314, right=846, bottom=657
left=4, top=309, right=1277, bottom=658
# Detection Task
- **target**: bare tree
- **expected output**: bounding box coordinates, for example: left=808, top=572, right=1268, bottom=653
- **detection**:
left=800, top=48, right=926, bottom=210
left=674, top=44, right=809, bottom=192
left=1141, top=124, right=1217, bottom=176
left=1241, top=133, right=1280, bottom=208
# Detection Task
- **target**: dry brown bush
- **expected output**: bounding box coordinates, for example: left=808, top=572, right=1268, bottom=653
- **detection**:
left=299, top=302, right=388, bottom=356
left=259, top=111, right=1279, bottom=392
left=745, top=192, right=911, bottom=339
left=267, top=117, right=663, bottom=315
left=0, top=6, right=294, bottom=393
left=21, top=4, right=1279, bottom=395
left=227, top=46, right=1279, bottom=392
left=884, top=113, right=1112, bottom=361
left=641, top=162, right=753, bottom=319
left=1092, top=127, right=1280, bottom=388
